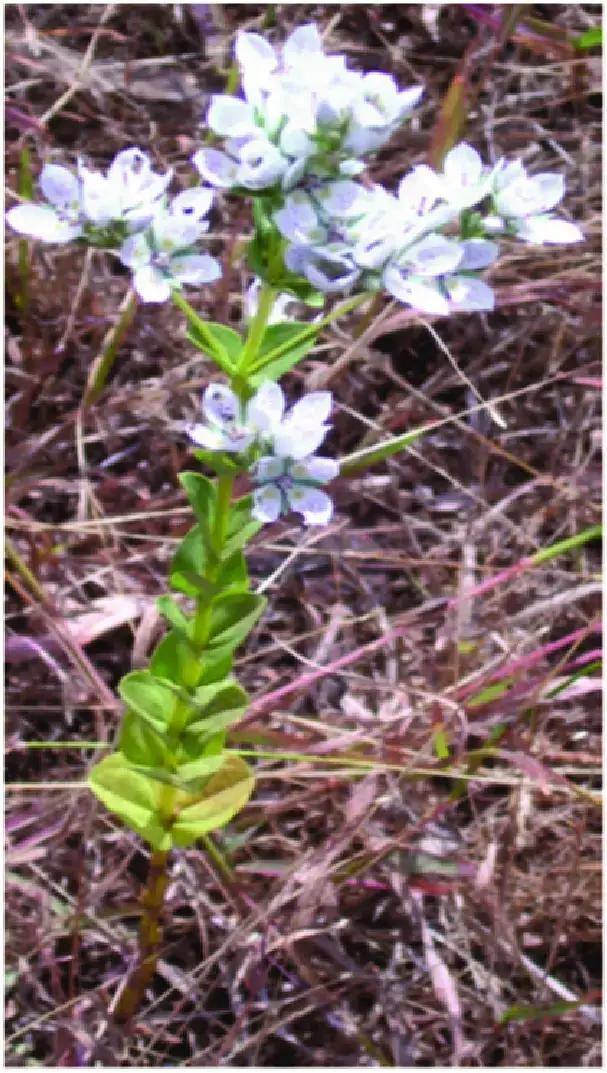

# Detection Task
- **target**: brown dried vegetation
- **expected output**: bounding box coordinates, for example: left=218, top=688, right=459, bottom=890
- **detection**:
left=5, top=4, right=602, bottom=1066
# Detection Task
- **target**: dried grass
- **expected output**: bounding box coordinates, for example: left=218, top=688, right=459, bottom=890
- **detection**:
left=5, top=4, right=602, bottom=1066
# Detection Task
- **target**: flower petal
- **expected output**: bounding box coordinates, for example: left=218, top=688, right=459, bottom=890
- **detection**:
left=237, top=139, right=286, bottom=190
left=119, top=233, right=151, bottom=269
left=316, top=180, right=367, bottom=219
left=254, top=456, right=286, bottom=483
left=252, top=484, right=283, bottom=523
left=192, top=148, right=239, bottom=188
left=458, top=239, right=499, bottom=271
left=514, top=215, right=584, bottom=245
left=273, top=192, right=323, bottom=244
left=6, top=204, right=81, bottom=243
left=383, top=267, right=450, bottom=315
left=443, top=142, right=483, bottom=188
left=170, top=187, right=214, bottom=224
left=202, top=383, right=240, bottom=428
left=289, top=391, right=333, bottom=429
left=405, top=234, right=463, bottom=277
left=39, top=164, right=80, bottom=212
left=282, top=23, right=324, bottom=67
left=286, top=485, right=334, bottom=525
left=446, top=276, right=495, bottom=312
left=187, top=423, right=224, bottom=450
left=246, top=381, right=285, bottom=435
left=235, top=31, right=277, bottom=76
left=132, top=265, right=171, bottom=303
left=171, top=253, right=222, bottom=285
left=289, top=456, right=339, bottom=484
left=208, top=95, right=257, bottom=137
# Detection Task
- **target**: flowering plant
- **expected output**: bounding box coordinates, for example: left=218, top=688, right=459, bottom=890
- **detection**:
left=5, top=19, right=584, bottom=1023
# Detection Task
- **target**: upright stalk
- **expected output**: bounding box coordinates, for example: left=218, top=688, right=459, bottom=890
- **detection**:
left=109, top=276, right=272, bottom=1028
left=112, top=849, right=169, bottom=1024
left=111, top=476, right=235, bottom=1025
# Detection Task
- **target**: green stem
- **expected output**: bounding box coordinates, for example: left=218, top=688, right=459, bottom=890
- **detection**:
left=114, top=475, right=237, bottom=1023
left=82, top=289, right=138, bottom=409
left=244, top=291, right=370, bottom=377
left=237, top=281, right=277, bottom=374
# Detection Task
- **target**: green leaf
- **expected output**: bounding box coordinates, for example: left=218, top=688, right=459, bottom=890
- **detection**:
left=174, top=752, right=228, bottom=788
left=500, top=999, right=585, bottom=1024
left=88, top=752, right=171, bottom=850
left=186, top=680, right=249, bottom=735
left=185, top=322, right=242, bottom=373
left=433, top=728, right=450, bottom=760
left=574, top=27, right=602, bottom=50
left=156, top=594, right=191, bottom=636
left=215, top=549, right=249, bottom=592
left=199, top=646, right=234, bottom=685
left=151, top=629, right=198, bottom=685
left=169, top=754, right=255, bottom=846
left=208, top=593, right=266, bottom=650
left=119, top=670, right=178, bottom=730
left=339, top=422, right=436, bottom=476
left=189, top=448, right=243, bottom=476
left=467, top=678, right=514, bottom=707
left=223, top=495, right=262, bottom=556
left=179, top=472, right=216, bottom=540
left=119, top=709, right=171, bottom=768
left=246, top=321, right=320, bottom=385
left=170, top=524, right=209, bottom=596
left=132, top=753, right=226, bottom=791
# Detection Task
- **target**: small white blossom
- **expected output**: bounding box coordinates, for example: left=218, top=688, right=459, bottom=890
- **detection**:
left=6, top=148, right=172, bottom=245
left=268, top=388, right=333, bottom=459
left=285, top=242, right=361, bottom=294
left=118, top=188, right=221, bottom=303
left=188, top=383, right=256, bottom=453
left=490, top=160, right=583, bottom=244
left=6, top=164, right=84, bottom=243
left=78, top=147, right=172, bottom=231
left=188, top=381, right=333, bottom=464
left=252, top=454, right=339, bottom=526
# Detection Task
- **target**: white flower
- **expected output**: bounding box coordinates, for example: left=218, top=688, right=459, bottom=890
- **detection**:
left=118, top=188, right=221, bottom=303
left=188, top=381, right=333, bottom=462
left=252, top=454, right=339, bottom=526
left=490, top=160, right=583, bottom=244
left=6, top=164, right=84, bottom=243
left=285, top=242, right=361, bottom=294
left=268, top=388, right=333, bottom=459
left=78, top=147, right=172, bottom=231
left=188, top=383, right=257, bottom=453
left=6, top=148, right=172, bottom=245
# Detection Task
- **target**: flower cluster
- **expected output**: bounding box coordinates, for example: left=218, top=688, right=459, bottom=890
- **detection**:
left=6, top=148, right=221, bottom=304
left=6, top=19, right=584, bottom=320
left=188, top=382, right=338, bottom=525
left=193, top=23, right=423, bottom=193
left=270, top=143, right=584, bottom=314
left=6, top=149, right=172, bottom=246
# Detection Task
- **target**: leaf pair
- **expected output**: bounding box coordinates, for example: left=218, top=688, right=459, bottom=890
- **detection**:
left=89, top=751, right=254, bottom=850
